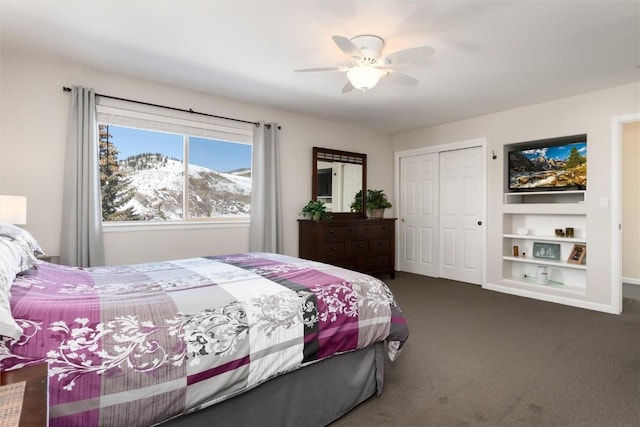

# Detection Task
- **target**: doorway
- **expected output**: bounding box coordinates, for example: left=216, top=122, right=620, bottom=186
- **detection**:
left=613, top=114, right=640, bottom=312
left=611, top=113, right=640, bottom=313
left=396, top=139, right=486, bottom=285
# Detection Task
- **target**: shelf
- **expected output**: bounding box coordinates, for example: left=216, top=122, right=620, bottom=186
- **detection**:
left=502, top=203, right=586, bottom=215
left=504, top=190, right=585, bottom=197
left=502, top=276, right=586, bottom=295
left=503, top=255, right=586, bottom=270
left=504, top=191, right=586, bottom=205
left=503, top=234, right=586, bottom=243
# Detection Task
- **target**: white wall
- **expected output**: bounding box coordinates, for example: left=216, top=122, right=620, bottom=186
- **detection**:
left=393, top=82, right=639, bottom=311
left=0, top=52, right=394, bottom=264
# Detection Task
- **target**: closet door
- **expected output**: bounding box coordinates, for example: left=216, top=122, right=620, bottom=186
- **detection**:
left=398, top=153, right=439, bottom=277
left=439, top=147, right=483, bottom=284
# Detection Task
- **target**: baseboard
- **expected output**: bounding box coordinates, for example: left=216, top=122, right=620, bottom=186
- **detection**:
left=483, top=282, right=619, bottom=314
left=622, top=277, right=640, bottom=286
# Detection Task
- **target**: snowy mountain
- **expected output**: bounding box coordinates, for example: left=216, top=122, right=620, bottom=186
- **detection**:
left=119, top=154, right=251, bottom=220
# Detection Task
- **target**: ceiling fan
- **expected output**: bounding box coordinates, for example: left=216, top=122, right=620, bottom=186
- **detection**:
left=295, top=34, right=435, bottom=93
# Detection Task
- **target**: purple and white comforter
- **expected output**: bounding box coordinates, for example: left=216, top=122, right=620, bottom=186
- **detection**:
left=0, top=252, right=408, bottom=426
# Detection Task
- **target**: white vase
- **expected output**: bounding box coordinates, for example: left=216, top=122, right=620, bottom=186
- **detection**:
left=536, top=265, right=549, bottom=285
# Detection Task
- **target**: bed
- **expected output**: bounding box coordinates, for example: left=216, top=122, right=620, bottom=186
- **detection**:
left=0, top=223, right=408, bottom=426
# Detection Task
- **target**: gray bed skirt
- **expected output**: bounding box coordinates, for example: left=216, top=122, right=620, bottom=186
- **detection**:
left=161, top=342, right=385, bottom=427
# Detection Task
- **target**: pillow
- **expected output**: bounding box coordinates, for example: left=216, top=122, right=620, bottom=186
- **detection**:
left=0, top=223, right=45, bottom=257
left=0, top=224, right=41, bottom=340
left=0, top=225, right=40, bottom=275
left=0, top=239, right=28, bottom=340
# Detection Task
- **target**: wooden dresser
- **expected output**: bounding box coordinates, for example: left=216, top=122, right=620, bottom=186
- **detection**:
left=298, top=218, right=395, bottom=278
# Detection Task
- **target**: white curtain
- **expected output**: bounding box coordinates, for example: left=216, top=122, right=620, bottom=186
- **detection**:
left=60, top=86, right=105, bottom=267
left=249, top=122, right=283, bottom=253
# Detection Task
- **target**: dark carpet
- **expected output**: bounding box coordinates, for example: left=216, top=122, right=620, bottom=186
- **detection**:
left=331, top=272, right=640, bottom=427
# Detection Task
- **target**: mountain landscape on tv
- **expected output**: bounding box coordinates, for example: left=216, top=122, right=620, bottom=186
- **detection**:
left=508, top=143, right=587, bottom=191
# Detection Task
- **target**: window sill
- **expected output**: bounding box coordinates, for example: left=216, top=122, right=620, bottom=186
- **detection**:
left=103, top=220, right=249, bottom=233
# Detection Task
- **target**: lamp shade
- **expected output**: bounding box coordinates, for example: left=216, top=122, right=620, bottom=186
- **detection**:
left=346, top=65, right=385, bottom=91
left=0, top=195, right=27, bottom=224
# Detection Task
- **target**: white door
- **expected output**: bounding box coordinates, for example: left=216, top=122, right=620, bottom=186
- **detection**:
left=399, top=153, right=439, bottom=276
left=439, top=147, right=484, bottom=284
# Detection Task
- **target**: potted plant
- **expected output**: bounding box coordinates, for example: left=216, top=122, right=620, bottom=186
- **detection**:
left=351, top=189, right=392, bottom=218
left=300, top=200, right=331, bottom=220
left=366, top=189, right=392, bottom=218
left=350, top=189, right=364, bottom=212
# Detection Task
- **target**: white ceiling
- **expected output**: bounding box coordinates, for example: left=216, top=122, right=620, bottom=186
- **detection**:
left=1, top=0, right=638, bottom=134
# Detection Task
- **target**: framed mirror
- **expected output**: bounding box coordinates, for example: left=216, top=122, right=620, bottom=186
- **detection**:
left=312, top=147, right=366, bottom=218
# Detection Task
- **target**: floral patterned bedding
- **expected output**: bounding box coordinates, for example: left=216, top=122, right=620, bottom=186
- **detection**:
left=0, top=252, right=408, bottom=426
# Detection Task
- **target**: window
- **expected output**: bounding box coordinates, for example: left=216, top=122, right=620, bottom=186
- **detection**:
left=96, top=100, right=253, bottom=223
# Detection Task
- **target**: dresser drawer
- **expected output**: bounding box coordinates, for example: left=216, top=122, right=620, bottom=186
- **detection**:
left=360, top=255, right=391, bottom=273
left=332, top=258, right=359, bottom=271
left=349, top=239, right=370, bottom=256
left=371, top=237, right=392, bottom=254
left=323, top=225, right=358, bottom=241
left=358, top=222, right=392, bottom=236
left=322, top=241, right=347, bottom=260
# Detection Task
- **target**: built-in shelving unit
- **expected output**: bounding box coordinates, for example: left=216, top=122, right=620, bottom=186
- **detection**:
left=501, top=191, right=587, bottom=295
left=504, top=190, right=586, bottom=205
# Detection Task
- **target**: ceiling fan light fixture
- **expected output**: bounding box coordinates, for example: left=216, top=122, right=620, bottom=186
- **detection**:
left=346, top=64, right=384, bottom=91
left=295, top=34, right=432, bottom=93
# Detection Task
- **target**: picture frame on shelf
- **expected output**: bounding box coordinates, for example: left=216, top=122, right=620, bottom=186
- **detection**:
left=532, top=242, right=561, bottom=260
left=567, top=244, right=586, bottom=264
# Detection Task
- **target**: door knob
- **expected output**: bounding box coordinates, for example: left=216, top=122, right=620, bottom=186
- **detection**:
left=477, top=221, right=483, bottom=226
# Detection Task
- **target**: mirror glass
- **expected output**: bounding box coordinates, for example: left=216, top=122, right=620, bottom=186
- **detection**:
left=312, top=147, right=366, bottom=217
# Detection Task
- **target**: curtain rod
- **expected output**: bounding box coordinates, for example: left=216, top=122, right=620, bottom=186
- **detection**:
left=62, top=86, right=263, bottom=128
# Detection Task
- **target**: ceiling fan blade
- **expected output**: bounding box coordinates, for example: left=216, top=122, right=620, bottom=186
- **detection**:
left=332, top=35, right=363, bottom=59
left=385, top=71, right=420, bottom=86
left=341, top=80, right=355, bottom=93
left=384, top=45, right=435, bottom=65
left=294, top=66, right=342, bottom=73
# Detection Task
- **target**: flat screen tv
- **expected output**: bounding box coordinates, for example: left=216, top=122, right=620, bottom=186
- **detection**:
left=508, top=134, right=587, bottom=192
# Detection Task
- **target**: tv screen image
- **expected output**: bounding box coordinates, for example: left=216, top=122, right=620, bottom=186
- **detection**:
left=508, top=139, right=587, bottom=191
